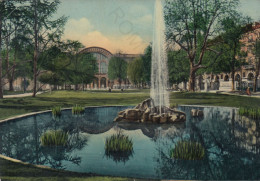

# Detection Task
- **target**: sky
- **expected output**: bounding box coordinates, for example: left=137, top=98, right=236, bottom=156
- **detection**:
left=55, top=0, right=260, bottom=54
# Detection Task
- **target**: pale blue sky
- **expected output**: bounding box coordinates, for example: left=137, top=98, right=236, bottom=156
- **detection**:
left=56, top=0, right=260, bottom=54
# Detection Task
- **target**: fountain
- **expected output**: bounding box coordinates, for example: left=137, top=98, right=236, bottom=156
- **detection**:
left=150, top=0, right=170, bottom=113
left=114, top=0, right=186, bottom=124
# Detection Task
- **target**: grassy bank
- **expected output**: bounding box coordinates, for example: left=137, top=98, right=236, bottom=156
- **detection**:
left=0, top=90, right=259, bottom=180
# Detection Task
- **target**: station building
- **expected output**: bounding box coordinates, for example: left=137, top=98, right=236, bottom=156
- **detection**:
left=3, top=46, right=141, bottom=91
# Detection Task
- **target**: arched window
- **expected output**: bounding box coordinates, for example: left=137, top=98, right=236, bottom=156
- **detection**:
left=100, top=77, right=107, bottom=88
left=224, top=75, right=229, bottom=81
left=235, top=74, right=240, bottom=81
left=247, top=73, right=254, bottom=81
left=100, top=62, right=108, bottom=74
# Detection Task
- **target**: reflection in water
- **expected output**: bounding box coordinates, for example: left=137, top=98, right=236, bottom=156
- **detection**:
left=154, top=106, right=260, bottom=180
left=104, top=129, right=134, bottom=163
left=0, top=106, right=259, bottom=179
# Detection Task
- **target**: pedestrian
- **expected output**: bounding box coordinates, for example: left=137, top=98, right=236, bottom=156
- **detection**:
left=246, top=87, right=251, bottom=96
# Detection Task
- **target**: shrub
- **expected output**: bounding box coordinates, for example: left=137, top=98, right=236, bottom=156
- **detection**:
left=72, top=105, right=85, bottom=115
left=239, top=107, right=260, bottom=120
left=52, top=106, right=61, bottom=117
left=170, top=140, right=205, bottom=160
left=105, top=131, right=133, bottom=162
left=40, top=130, right=68, bottom=146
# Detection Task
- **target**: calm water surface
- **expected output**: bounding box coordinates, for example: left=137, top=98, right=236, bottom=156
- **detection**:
left=0, top=106, right=259, bottom=180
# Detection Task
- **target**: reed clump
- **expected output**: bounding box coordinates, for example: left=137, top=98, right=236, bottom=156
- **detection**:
left=40, top=130, right=68, bottom=146
left=72, top=105, right=85, bottom=115
left=170, top=140, right=205, bottom=160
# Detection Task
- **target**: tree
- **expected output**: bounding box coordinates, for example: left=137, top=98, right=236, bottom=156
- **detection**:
left=0, top=0, right=16, bottom=98
left=165, top=0, right=240, bottom=91
left=61, top=40, right=97, bottom=90
left=220, top=16, right=249, bottom=91
left=24, top=0, right=67, bottom=97
left=254, top=38, right=260, bottom=92
left=168, top=49, right=189, bottom=86
left=0, top=1, right=3, bottom=98
left=142, top=45, right=152, bottom=86
left=127, top=57, right=143, bottom=87
left=108, top=56, right=127, bottom=89
left=39, top=43, right=97, bottom=90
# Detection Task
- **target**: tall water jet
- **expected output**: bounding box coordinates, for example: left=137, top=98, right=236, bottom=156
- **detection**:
left=113, top=0, right=186, bottom=124
left=150, top=0, right=170, bottom=114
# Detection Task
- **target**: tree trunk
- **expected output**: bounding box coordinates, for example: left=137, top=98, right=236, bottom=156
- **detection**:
left=23, top=77, right=26, bottom=93
left=9, top=38, right=17, bottom=92
left=0, top=10, right=3, bottom=99
left=118, top=78, right=121, bottom=89
left=188, top=67, right=196, bottom=92
left=253, top=58, right=259, bottom=92
left=5, top=37, right=11, bottom=91
left=231, top=70, right=235, bottom=91
left=32, top=0, right=38, bottom=97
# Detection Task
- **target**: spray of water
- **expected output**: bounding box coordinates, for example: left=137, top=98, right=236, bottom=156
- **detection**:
left=150, top=0, right=170, bottom=114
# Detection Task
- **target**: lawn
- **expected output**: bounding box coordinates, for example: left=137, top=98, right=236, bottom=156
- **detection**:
left=0, top=90, right=259, bottom=181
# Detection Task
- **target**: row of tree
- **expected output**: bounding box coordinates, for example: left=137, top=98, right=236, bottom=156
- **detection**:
left=0, top=0, right=98, bottom=99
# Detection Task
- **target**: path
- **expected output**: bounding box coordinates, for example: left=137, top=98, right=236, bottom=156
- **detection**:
left=3, top=92, right=45, bottom=98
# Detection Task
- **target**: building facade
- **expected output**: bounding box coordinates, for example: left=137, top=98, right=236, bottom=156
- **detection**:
left=81, top=47, right=141, bottom=89
left=3, top=46, right=141, bottom=91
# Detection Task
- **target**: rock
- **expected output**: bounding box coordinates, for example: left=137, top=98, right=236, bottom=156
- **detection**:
left=180, top=114, right=186, bottom=121
left=149, top=113, right=155, bottom=122
left=114, top=115, right=124, bottom=122
left=118, top=110, right=126, bottom=117
left=191, top=109, right=203, bottom=117
left=153, top=115, right=161, bottom=123
left=142, top=108, right=151, bottom=122
left=191, top=109, right=198, bottom=117
left=169, top=114, right=178, bottom=123
left=125, top=109, right=142, bottom=120
left=113, top=99, right=186, bottom=124
left=160, top=113, right=168, bottom=123
left=197, top=110, right=204, bottom=117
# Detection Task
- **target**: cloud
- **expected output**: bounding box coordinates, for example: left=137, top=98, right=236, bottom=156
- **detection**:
left=64, top=18, right=94, bottom=39
left=63, top=18, right=148, bottom=54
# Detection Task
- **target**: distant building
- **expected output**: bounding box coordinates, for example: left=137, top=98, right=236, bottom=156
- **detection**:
left=3, top=46, right=142, bottom=91
left=80, top=47, right=142, bottom=89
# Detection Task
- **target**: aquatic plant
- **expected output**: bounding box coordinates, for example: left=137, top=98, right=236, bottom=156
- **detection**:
left=52, top=106, right=61, bottom=117
left=105, top=131, right=133, bottom=163
left=40, top=130, right=68, bottom=146
left=72, top=105, right=85, bottom=115
left=170, top=140, right=205, bottom=160
left=239, top=107, right=260, bottom=120
left=105, top=131, right=133, bottom=153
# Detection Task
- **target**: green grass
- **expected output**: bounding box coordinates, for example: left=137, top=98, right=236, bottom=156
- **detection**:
left=170, top=140, right=205, bottom=160
left=72, top=105, right=85, bottom=115
left=40, top=130, right=68, bottom=146
left=52, top=106, right=62, bottom=117
left=238, top=107, right=260, bottom=120
left=169, top=92, right=260, bottom=108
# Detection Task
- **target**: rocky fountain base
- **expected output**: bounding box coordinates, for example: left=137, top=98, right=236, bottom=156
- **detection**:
left=114, top=98, right=186, bottom=124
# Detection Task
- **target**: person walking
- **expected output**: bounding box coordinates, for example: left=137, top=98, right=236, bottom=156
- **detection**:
left=246, top=87, right=251, bottom=96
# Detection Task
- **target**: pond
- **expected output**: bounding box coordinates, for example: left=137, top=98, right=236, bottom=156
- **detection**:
left=0, top=106, right=259, bottom=180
